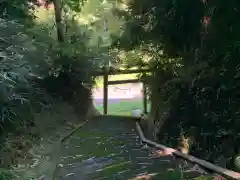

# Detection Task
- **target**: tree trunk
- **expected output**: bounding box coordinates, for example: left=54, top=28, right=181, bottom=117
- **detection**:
left=148, top=90, right=158, bottom=139
left=53, top=0, right=64, bottom=42
left=147, top=72, right=159, bottom=139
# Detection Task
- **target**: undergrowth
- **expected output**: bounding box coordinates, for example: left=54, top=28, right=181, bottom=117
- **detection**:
left=0, top=169, right=17, bottom=180
left=117, top=0, right=240, bottom=171
left=150, top=63, right=240, bottom=171
left=0, top=16, right=95, bottom=171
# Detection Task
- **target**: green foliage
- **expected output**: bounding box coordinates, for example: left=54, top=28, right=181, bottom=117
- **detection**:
left=0, top=169, right=17, bottom=180
left=65, top=0, right=87, bottom=12
left=115, top=0, right=240, bottom=168
left=0, top=18, right=53, bottom=131
left=0, top=17, right=88, bottom=131
left=45, top=0, right=88, bottom=12
left=0, top=0, right=38, bottom=23
left=0, top=168, right=37, bottom=180
left=0, top=0, right=127, bottom=132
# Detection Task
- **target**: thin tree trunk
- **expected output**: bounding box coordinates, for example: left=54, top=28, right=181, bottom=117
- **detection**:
left=53, top=0, right=64, bottom=42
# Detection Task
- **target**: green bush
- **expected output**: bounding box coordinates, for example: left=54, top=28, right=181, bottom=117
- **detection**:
left=0, top=169, right=17, bottom=180
left=0, top=16, right=103, bottom=133
left=0, top=18, right=53, bottom=132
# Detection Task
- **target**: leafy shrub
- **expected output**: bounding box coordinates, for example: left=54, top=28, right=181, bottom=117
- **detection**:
left=0, top=18, right=55, bottom=132
left=0, top=169, right=17, bottom=180
left=0, top=16, right=105, bottom=133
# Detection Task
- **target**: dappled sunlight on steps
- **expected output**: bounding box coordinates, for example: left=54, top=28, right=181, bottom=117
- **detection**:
left=14, top=114, right=237, bottom=180
left=54, top=116, right=212, bottom=180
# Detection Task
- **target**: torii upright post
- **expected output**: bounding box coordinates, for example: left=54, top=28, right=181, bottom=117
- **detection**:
left=142, top=73, right=147, bottom=114
left=103, top=66, right=108, bottom=115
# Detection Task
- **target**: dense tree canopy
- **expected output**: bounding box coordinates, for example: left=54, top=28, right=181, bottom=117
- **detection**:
left=117, top=0, right=240, bottom=170
left=1, top=0, right=240, bottom=174
left=0, top=0, right=126, bottom=133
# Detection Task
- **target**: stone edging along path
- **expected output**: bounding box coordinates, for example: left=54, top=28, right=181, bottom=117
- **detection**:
left=135, top=120, right=240, bottom=180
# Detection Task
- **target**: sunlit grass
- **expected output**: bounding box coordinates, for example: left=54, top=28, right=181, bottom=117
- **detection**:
left=95, top=99, right=150, bottom=116
left=192, top=176, right=215, bottom=180
left=95, top=73, right=139, bottom=88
